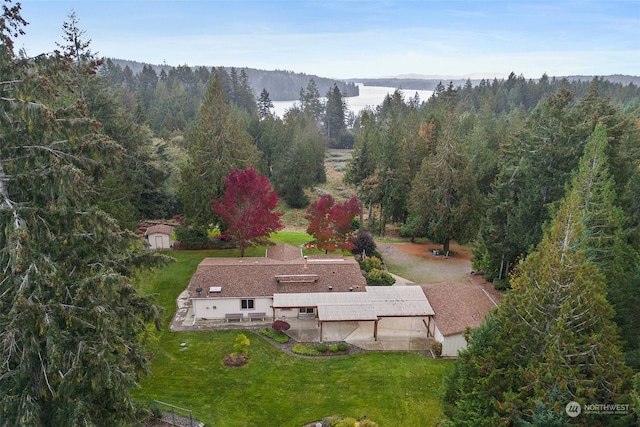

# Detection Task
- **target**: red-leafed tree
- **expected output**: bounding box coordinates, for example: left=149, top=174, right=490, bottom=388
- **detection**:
left=305, top=195, right=361, bottom=253
left=212, top=168, right=284, bottom=256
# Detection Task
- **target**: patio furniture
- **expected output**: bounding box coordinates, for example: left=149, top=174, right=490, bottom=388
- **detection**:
left=225, top=313, right=243, bottom=322
left=248, top=312, right=267, bottom=321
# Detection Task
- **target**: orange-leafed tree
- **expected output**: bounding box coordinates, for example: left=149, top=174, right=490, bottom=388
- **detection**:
left=305, top=195, right=361, bottom=253
left=212, top=168, right=284, bottom=256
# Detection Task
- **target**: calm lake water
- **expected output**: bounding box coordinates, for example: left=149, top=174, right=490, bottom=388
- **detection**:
left=272, top=84, right=433, bottom=118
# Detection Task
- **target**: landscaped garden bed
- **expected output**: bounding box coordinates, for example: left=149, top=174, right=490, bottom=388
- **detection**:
left=292, top=342, right=349, bottom=356
left=259, top=325, right=359, bottom=358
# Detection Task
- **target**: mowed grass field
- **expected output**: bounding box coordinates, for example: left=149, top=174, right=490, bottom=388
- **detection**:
left=132, top=232, right=452, bottom=427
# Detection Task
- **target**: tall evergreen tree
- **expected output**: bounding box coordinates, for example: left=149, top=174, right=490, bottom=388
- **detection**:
left=404, top=109, right=481, bottom=252
left=257, top=88, right=274, bottom=120
left=179, top=72, right=261, bottom=227
left=271, top=110, right=325, bottom=208
left=573, top=124, right=640, bottom=369
left=473, top=88, right=581, bottom=286
left=299, top=78, right=324, bottom=123
left=0, top=7, right=164, bottom=425
left=444, top=125, right=633, bottom=426
left=345, top=111, right=379, bottom=227
left=324, top=83, right=348, bottom=148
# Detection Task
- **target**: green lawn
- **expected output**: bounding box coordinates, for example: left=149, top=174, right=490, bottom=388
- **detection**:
left=133, top=232, right=452, bottom=427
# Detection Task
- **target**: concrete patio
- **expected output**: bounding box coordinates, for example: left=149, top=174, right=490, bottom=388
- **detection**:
left=284, top=317, right=433, bottom=351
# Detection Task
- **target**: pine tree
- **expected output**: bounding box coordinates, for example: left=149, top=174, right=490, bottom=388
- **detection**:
left=473, top=88, right=581, bottom=287
left=444, top=125, right=633, bottom=426
left=271, top=110, right=325, bottom=208
left=405, top=109, right=481, bottom=252
left=299, top=78, right=324, bottom=123
left=0, top=7, right=165, bottom=425
left=324, top=84, right=347, bottom=147
left=257, top=88, right=274, bottom=119
left=179, top=72, right=261, bottom=227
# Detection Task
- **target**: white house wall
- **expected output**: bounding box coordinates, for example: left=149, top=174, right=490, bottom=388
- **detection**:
left=275, top=307, right=299, bottom=319
left=193, top=297, right=273, bottom=321
left=433, top=323, right=444, bottom=342
left=432, top=322, right=467, bottom=357
left=441, top=333, right=467, bottom=357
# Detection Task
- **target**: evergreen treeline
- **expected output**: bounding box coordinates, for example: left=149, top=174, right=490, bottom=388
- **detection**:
left=100, top=59, right=358, bottom=141
left=97, top=59, right=355, bottom=230
left=1, top=8, right=169, bottom=425
left=351, top=73, right=640, bottom=92
left=344, top=72, right=640, bottom=424
left=106, top=58, right=359, bottom=100
left=3, top=2, right=640, bottom=423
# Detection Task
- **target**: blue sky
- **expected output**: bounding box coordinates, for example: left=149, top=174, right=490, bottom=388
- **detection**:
left=15, top=0, right=640, bottom=79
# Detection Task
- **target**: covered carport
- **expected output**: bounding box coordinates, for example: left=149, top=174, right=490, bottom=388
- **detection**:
left=366, top=285, right=435, bottom=338
left=273, top=285, right=435, bottom=343
left=273, top=292, right=379, bottom=342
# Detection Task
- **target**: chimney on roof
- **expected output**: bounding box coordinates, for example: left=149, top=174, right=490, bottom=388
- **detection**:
left=303, top=255, right=308, bottom=270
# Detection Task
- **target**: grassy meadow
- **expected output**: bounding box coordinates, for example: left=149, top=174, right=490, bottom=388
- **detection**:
left=133, top=232, right=452, bottom=427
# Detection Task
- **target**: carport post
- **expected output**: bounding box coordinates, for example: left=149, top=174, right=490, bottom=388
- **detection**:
left=319, top=321, right=324, bottom=343
left=374, top=319, right=378, bottom=341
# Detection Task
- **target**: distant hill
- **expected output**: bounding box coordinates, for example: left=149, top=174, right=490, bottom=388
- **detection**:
left=109, top=59, right=359, bottom=101
left=107, top=59, right=640, bottom=99
left=564, top=74, right=640, bottom=85
left=347, top=78, right=476, bottom=91
left=349, top=74, right=640, bottom=92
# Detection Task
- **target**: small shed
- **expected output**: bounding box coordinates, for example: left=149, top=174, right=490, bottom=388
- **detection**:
left=422, top=282, right=499, bottom=357
left=145, top=224, right=174, bottom=250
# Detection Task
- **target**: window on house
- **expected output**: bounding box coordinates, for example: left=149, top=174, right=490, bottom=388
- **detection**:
left=241, top=299, right=254, bottom=310
left=299, top=308, right=314, bottom=314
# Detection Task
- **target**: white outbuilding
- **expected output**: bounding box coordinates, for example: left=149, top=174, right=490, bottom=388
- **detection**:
left=145, top=224, right=174, bottom=250
left=422, top=282, right=499, bottom=357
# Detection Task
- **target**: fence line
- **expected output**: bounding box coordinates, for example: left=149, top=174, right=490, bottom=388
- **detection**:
left=152, top=400, right=195, bottom=427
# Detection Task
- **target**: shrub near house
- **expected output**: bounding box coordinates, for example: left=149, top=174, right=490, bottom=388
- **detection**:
left=359, top=256, right=395, bottom=286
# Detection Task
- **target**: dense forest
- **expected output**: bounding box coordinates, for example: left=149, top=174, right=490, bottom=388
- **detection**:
left=108, top=58, right=359, bottom=101
left=351, top=73, right=640, bottom=91
left=2, top=2, right=640, bottom=424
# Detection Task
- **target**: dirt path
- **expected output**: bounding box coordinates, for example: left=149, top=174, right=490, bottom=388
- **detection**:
left=378, top=241, right=475, bottom=284
left=378, top=240, right=502, bottom=302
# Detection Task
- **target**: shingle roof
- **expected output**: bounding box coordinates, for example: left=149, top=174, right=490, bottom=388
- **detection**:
left=421, top=282, right=499, bottom=336
left=266, top=244, right=303, bottom=261
left=189, top=244, right=367, bottom=299
left=145, top=224, right=174, bottom=236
